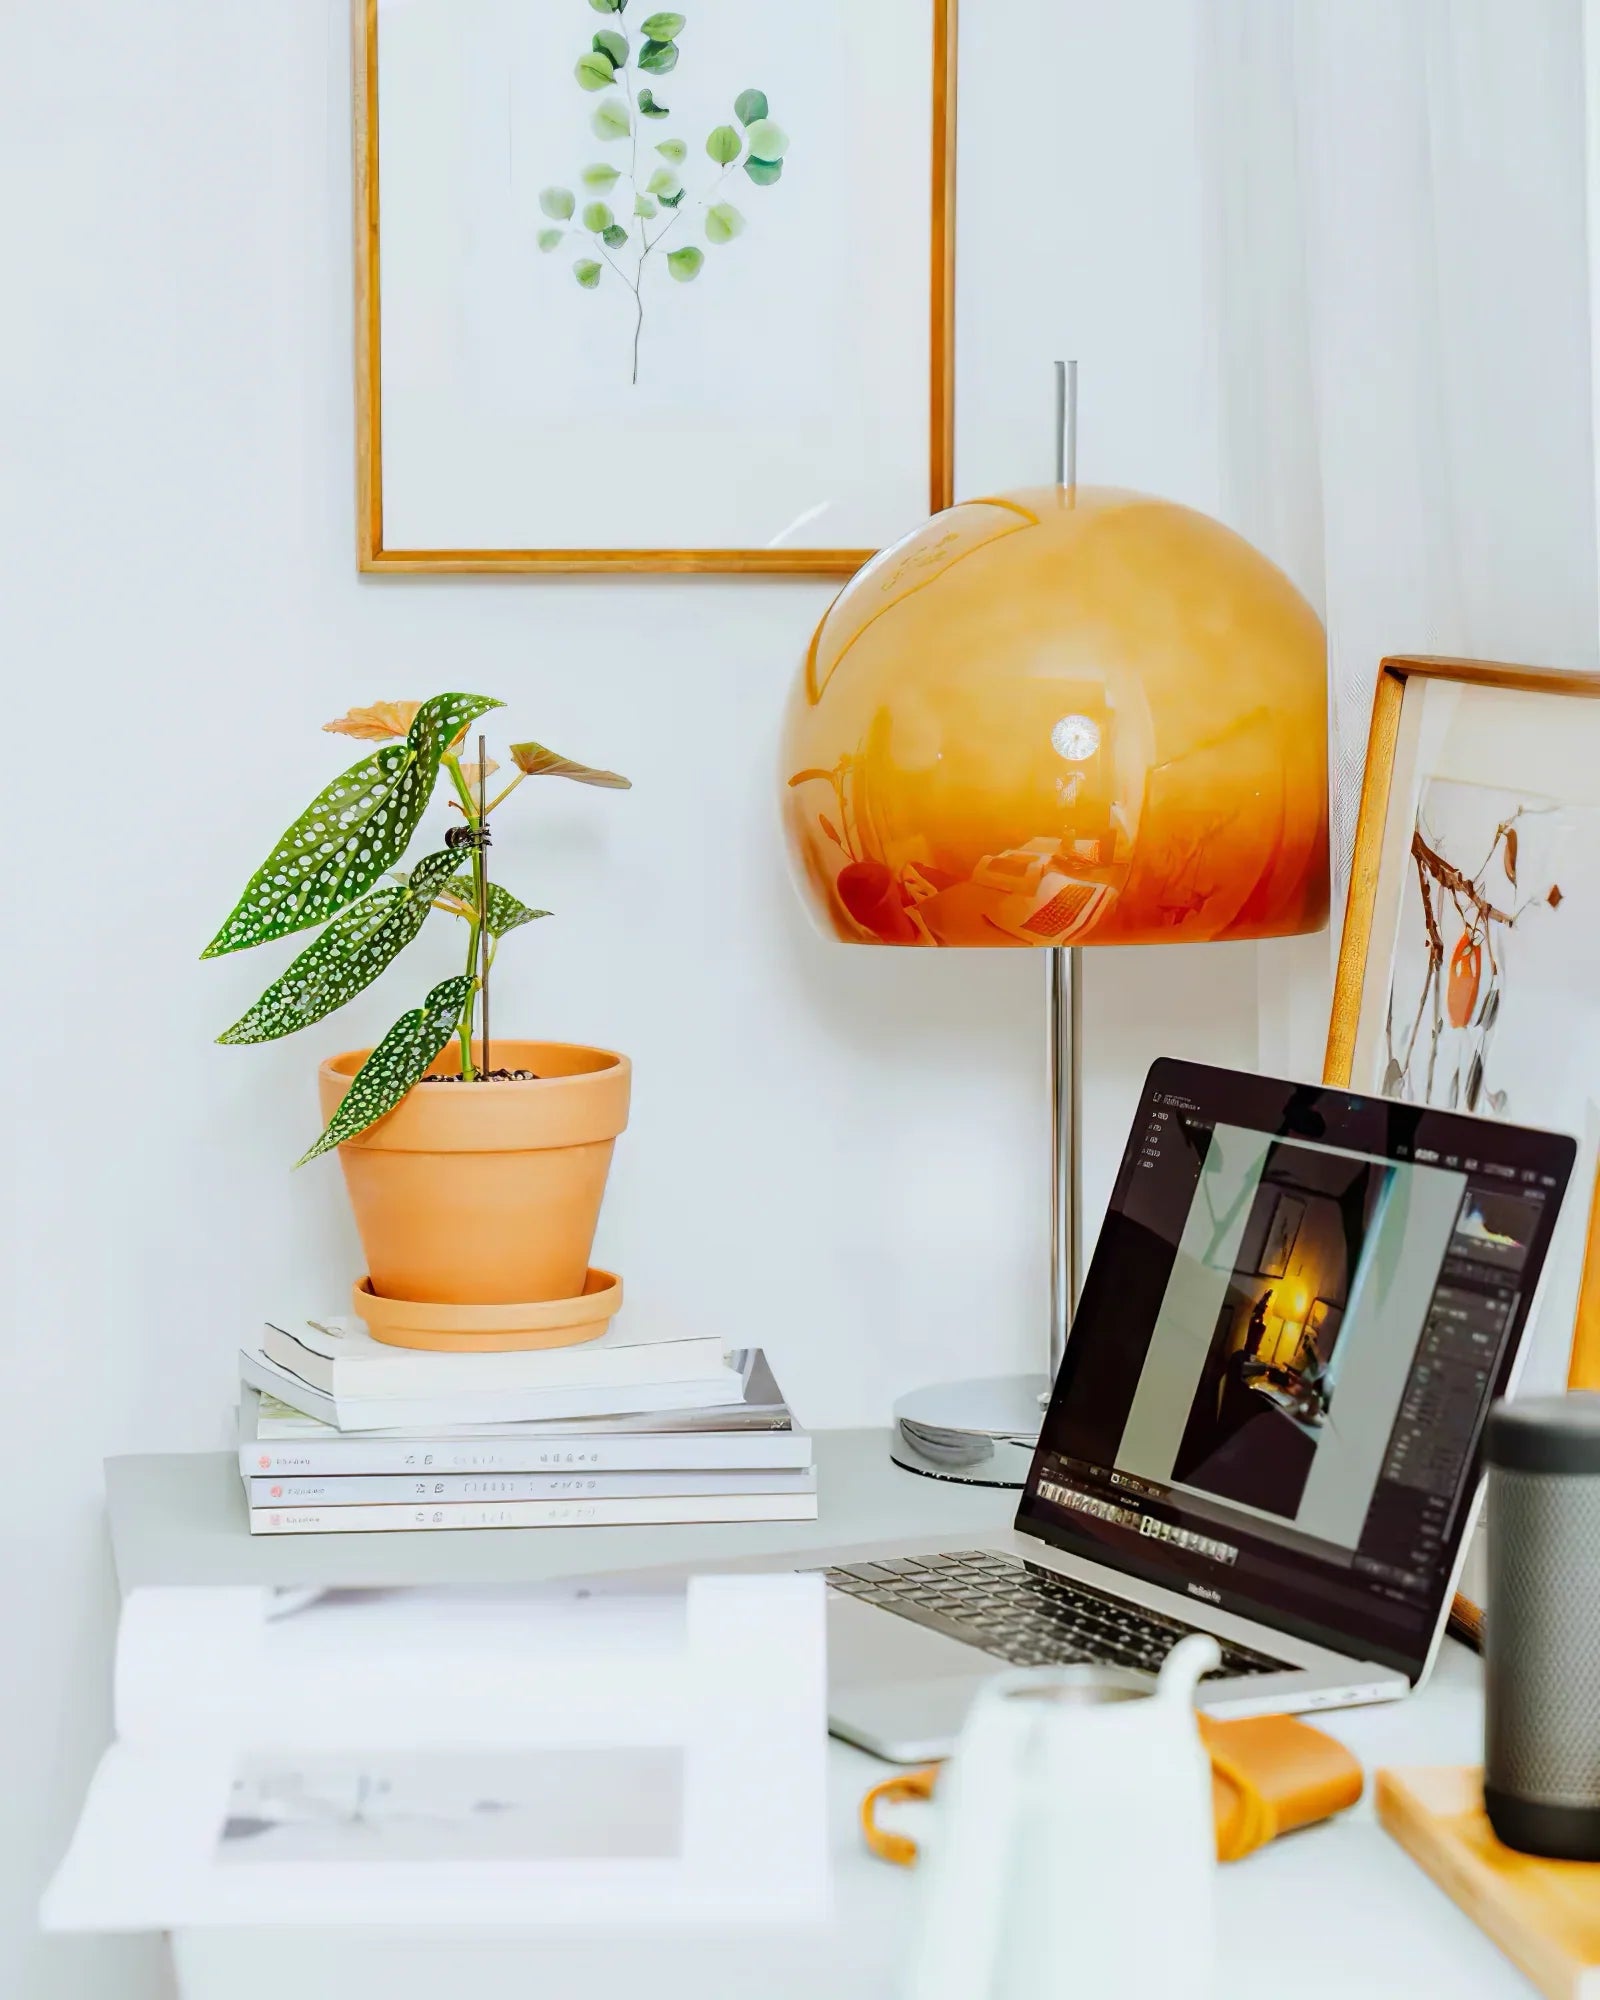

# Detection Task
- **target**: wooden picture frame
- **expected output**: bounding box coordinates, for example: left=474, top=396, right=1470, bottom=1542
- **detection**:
left=351, top=0, right=958, bottom=575
left=1324, top=654, right=1600, bottom=1394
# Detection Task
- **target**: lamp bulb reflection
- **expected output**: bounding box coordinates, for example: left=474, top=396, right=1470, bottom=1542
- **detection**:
left=1051, top=713, right=1101, bottom=763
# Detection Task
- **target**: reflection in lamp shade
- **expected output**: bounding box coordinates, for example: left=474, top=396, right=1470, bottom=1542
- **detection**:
left=779, top=486, right=1329, bottom=948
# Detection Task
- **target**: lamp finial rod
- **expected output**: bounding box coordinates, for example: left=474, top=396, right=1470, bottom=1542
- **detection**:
left=1052, top=358, right=1079, bottom=494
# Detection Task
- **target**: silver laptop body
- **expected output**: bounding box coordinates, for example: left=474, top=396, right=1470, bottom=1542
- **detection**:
left=773, top=1059, right=1574, bottom=1761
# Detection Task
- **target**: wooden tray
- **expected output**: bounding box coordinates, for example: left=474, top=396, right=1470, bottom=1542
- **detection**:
left=1377, top=1768, right=1600, bottom=1999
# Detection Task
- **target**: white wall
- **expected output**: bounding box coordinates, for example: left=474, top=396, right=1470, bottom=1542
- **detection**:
left=0, top=4, right=1261, bottom=1994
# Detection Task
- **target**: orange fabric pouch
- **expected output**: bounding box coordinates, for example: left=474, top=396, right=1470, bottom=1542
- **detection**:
left=861, top=1712, right=1364, bottom=1867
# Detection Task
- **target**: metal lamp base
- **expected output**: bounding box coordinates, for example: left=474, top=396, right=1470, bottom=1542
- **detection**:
left=890, top=1374, right=1052, bottom=1488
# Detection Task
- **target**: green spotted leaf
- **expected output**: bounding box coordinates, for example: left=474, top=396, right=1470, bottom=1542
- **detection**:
left=743, top=154, right=782, bottom=186
left=510, top=740, right=633, bottom=787
left=582, top=199, right=615, bottom=232
left=539, top=186, right=575, bottom=220
left=734, top=88, right=767, bottom=126
left=218, top=850, right=458, bottom=1046
left=638, top=37, right=678, bottom=74
left=705, top=201, right=744, bottom=244
left=591, top=96, right=631, bottom=141
left=743, top=117, right=789, bottom=160
left=575, top=49, right=615, bottom=90
left=574, top=258, right=602, bottom=288
left=202, top=694, right=502, bottom=958
left=705, top=123, right=741, bottom=164
left=297, top=976, right=473, bottom=1165
left=667, top=245, right=703, bottom=282
left=637, top=88, right=670, bottom=118
left=592, top=27, right=628, bottom=67
left=655, top=136, right=687, bottom=163
left=537, top=227, right=565, bottom=251
left=581, top=161, right=621, bottom=189
left=642, top=11, right=685, bottom=36
left=447, top=875, right=552, bottom=938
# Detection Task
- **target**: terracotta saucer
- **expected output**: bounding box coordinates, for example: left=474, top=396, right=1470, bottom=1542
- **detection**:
left=352, top=1269, right=623, bottom=1352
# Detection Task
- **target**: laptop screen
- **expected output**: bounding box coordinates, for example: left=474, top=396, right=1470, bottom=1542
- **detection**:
left=1016, top=1059, right=1576, bottom=1677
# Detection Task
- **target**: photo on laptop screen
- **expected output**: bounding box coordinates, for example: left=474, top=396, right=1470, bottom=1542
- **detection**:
left=1116, top=1128, right=1491, bottom=1545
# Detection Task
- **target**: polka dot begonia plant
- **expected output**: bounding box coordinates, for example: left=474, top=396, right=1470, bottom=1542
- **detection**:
left=203, top=694, right=629, bottom=1161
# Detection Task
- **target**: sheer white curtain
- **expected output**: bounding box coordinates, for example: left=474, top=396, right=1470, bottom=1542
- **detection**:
left=1198, top=0, right=1599, bottom=1074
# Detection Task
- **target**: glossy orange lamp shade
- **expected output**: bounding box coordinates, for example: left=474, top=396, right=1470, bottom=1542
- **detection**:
left=780, top=485, right=1329, bottom=950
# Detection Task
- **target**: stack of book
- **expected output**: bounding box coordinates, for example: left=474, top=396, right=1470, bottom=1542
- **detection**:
left=237, top=1313, right=813, bottom=1535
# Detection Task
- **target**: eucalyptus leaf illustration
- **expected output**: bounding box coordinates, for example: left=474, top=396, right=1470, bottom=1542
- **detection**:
left=743, top=117, right=789, bottom=159
left=591, top=96, right=630, bottom=141
left=542, top=4, right=792, bottom=382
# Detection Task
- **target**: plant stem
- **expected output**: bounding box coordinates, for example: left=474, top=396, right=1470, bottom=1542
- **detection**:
left=442, top=753, right=479, bottom=822
left=482, top=772, right=525, bottom=814
left=456, top=912, right=480, bottom=1080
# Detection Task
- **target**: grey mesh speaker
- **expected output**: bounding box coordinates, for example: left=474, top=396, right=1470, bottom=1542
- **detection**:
left=1483, top=1392, right=1600, bottom=1860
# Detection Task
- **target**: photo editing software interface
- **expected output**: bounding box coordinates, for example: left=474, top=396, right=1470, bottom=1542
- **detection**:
left=1021, top=1067, right=1573, bottom=1671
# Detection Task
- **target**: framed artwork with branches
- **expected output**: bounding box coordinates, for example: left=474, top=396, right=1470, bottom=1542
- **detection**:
left=353, top=0, right=956, bottom=573
left=1326, top=655, right=1600, bottom=1398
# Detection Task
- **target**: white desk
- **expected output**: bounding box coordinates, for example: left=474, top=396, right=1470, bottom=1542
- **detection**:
left=104, top=1435, right=1529, bottom=1999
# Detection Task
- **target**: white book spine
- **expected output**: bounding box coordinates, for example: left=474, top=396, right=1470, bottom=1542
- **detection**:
left=240, top=1431, right=812, bottom=1477
left=248, top=1492, right=822, bottom=1534
left=248, top=1469, right=816, bottom=1505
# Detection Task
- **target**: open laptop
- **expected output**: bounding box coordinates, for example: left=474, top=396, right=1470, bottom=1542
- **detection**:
left=801, top=1059, right=1576, bottom=1761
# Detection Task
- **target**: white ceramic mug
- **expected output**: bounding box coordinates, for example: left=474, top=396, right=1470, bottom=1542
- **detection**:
left=904, top=1633, right=1220, bottom=2000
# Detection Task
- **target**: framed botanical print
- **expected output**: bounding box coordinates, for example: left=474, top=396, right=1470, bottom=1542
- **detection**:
left=353, top=0, right=957, bottom=573
left=1325, top=655, right=1600, bottom=1394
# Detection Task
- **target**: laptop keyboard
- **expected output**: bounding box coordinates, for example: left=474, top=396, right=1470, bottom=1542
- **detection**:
left=817, top=1550, right=1290, bottom=1680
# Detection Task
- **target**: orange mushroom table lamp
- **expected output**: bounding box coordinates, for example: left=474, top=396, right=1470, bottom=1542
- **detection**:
left=779, top=365, right=1330, bottom=1484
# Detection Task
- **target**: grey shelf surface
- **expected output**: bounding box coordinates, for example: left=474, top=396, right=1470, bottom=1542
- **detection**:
left=106, top=1430, right=1017, bottom=1590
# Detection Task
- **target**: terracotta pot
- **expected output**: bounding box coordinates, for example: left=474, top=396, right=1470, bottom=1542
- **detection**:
left=317, top=1040, right=630, bottom=1306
